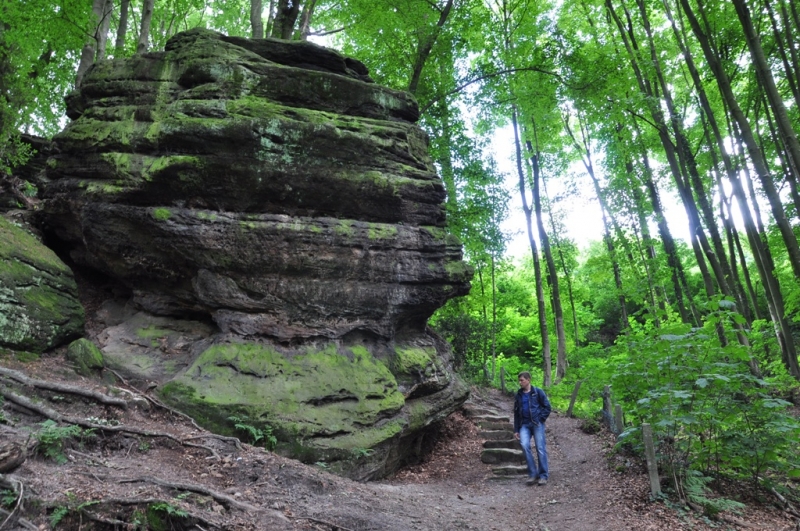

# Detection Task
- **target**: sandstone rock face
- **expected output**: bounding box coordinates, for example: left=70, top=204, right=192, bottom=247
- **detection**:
left=0, top=216, right=85, bottom=352
left=41, top=29, right=472, bottom=479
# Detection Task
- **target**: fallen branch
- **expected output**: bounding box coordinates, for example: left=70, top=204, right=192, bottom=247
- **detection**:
left=119, top=475, right=263, bottom=513
left=0, top=367, right=127, bottom=409
left=0, top=387, right=218, bottom=458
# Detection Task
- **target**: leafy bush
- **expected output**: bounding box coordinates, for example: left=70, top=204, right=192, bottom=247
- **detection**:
left=610, top=301, right=800, bottom=491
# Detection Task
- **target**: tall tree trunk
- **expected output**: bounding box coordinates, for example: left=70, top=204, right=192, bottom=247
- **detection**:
left=95, top=0, right=113, bottom=61
left=251, top=0, right=264, bottom=38
left=756, top=89, right=800, bottom=218
left=136, top=0, right=155, bottom=54
left=563, top=113, right=629, bottom=331
left=528, top=131, right=567, bottom=382
left=543, top=178, right=580, bottom=346
left=636, top=128, right=699, bottom=325
left=75, top=0, right=108, bottom=87
left=631, top=0, right=732, bottom=303
left=271, top=0, right=301, bottom=39
left=115, top=0, right=130, bottom=54
left=512, top=107, right=551, bottom=387
left=763, top=0, right=800, bottom=109
left=680, top=0, right=800, bottom=279
left=732, top=0, right=800, bottom=184
left=408, top=0, right=454, bottom=95
left=296, top=0, right=317, bottom=40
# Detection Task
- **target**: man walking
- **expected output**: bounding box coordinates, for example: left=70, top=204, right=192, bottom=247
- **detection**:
left=513, top=371, right=551, bottom=486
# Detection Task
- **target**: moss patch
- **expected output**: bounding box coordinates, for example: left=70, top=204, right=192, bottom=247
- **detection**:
left=161, top=341, right=407, bottom=463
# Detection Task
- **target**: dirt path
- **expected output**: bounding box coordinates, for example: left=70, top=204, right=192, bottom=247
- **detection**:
left=1, top=355, right=795, bottom=530
left=377, top=387, right=793, bottom=531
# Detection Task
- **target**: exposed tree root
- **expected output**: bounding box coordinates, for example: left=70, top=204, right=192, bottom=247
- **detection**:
left=0, top=387, right=219, bottom=458
left=77, top=497, right=224, bottom=529
left=0, top=367, right=128, bottom=409
left=119, top=475, right=265, bottom=513
left=106, top=368, right=242, bottom=450
left=0, top=475, right=31, bottom=531
left=289, top=514, right=357, bottom=531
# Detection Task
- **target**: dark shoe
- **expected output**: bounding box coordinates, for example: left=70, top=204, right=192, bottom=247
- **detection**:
left=526, top=477, right=537, bottom=486
left=537, top=478, right=548, bottom=486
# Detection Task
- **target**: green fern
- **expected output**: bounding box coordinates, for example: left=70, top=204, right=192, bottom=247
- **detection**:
left=684, top=472, right=745, bottom=516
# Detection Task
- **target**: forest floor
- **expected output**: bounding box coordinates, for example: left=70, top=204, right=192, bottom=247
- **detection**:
left=0, top=352, right=798, bottom=531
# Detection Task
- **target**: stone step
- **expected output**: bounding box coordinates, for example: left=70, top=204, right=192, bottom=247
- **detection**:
left=477, top=420, right=513, bottom=431
left=483, top=439, right=521, bottom=450
left=480, top=448, right=525, bottom=465
left=472, top=414, right=510, bottom=423
left=479, top=430, right=514, bottom=440
left=462, top=404, right=500, bottom=418
left=491, top=465, right=528, bottom=476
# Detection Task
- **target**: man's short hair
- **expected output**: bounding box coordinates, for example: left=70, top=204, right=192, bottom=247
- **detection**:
left=518, top=371, right=532, bottom=381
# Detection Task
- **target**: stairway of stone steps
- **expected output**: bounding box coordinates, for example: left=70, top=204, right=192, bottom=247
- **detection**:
left=463, top=401, right=529, bottom=478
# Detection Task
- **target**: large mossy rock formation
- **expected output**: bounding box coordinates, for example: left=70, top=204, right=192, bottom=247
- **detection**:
left=40, top=29, right=472, bottom=479
left=0, top=216, right=85, bottom=352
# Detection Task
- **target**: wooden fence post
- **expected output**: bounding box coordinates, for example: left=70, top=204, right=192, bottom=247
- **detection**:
left=566, top=380, right=582, bottom=417
left=602, top=385, right=613, bottom=430
left=614, top=403, right=624, bottom=435
left=642, top=423, right=661, bottom=497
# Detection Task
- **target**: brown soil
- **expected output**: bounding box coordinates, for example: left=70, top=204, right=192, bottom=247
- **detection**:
left=0, top=354, right=797, bottom=531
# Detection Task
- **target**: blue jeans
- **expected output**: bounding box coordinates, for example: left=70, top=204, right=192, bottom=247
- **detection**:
left=519, top=422, right=548, bottom=479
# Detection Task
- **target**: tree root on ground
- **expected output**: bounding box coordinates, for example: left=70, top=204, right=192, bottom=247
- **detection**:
left=0, top=387, right=219, bottom=458
left=106, top=368, right=242, bottom=450
left=0, top=368, right=128, bottom=409
left=118, top=475, right=264, bottom=513
left=288, top=514, right=356, bottom=531
left=76, top=497, right=224, bottom=529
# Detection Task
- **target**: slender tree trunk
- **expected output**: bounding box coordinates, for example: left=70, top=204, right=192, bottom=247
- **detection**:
left=732, top=0, right=800, bottom=184
left=136, top=0, right=155, bottom=54
left=563, top=113, right=628, bottom=330
left=251, top=0, right=264, bottom=38
left=636, top=130, right=698, bottom=325
left=680, top=0, right=800, bottom=279
left=491, top=254, right=498, bottom=382
left=296, top=0, right=317, bottom=40
left=478, top=268, right=489, bottom=376
left=95, top=0, right=113, bottom=61
left=756, top=89, right=800, bottom=218
left=115, top=0, right=130, bottom=54
left=512, top=107, right=551, bottom=387
left=408, top=0, right=454, bottom=95
left=528, top=134, right=567, bottom=381
left=76, top=0, right=108, bottom=87
left=778, top=0, right=800, bottom=95
left=764, top=0, right=800, bottom=109
left=543, top=179, right=580, bottom=346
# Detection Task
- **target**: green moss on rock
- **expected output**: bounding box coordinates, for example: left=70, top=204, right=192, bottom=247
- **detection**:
left=66, top=338, right=104, bottom=376
left=160, top=341, right=407, bottom=463
left=0, top=217, right=84, bottom=352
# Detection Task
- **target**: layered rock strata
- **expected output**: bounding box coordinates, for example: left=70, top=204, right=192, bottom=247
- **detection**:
left=41, top=29, right=472, bottom=479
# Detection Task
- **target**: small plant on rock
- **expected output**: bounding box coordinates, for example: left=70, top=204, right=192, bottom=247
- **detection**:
left=228, top=415, right=277, bottom=450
